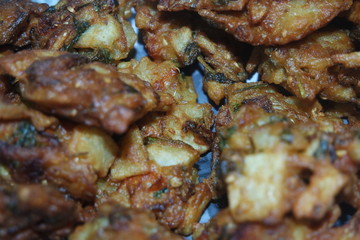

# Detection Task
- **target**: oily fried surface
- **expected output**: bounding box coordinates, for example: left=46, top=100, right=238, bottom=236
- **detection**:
left=0, top=183, right=82, bottom=240
left=194, top=208, right=360, bottom=240
left=158, top=0, right=248, bottom=11
left=70, top=203, right=184, bottom=240
left=0, top=0, right=48, bottom=47
left=135, top=1, right=248, bottom=104
left=197, top=0, right=352, bottom=45
left=0, top=50, right=158, bottom=134
left=217, top=103, right=359, bottom=223
left=256, top=29, right=357, bottom=102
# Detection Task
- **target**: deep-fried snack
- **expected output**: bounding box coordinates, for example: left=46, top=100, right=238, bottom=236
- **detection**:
left=0, top=183, right=82, bottom=239
left=0, top=0, right=48, bottom=47
left=158, top=0, right=248, bottom=11
left=193, top=208, right=360, bottom=240
left=256, top=29, right=358, bottom=103
left=0, top=50, right=158, bottom=134
left=196, top=0, right=352, bottom=45
left=135, top=2, right=248, bottom=104
left=70, top=203, right=184, bottom=240
left=101, top=57, right=214, bottom=235
left=135, top=1, right=199, bottom=66
left=118, top=57, right=197, bottom=108
left=218, top=103, right=359, bottom=223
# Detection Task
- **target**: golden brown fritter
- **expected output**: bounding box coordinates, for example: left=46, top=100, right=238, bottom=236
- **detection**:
left=158, top=0, right=248, bottom=11
left=135, top=1, right=199, bottom=66
left=218, top=103, right=359, bottom=223
left=70, top=203, right=185, bottom=240
left=0, top=0, right=48, bottom=47
left=135, top=2, right=248, bottom=104
left=256, top=29, right=358, bottom=103
left=28, top=0, right=136, bottom=62
left=193, top=208, right=360, bottom=240
left=196, top=0, right=352, bottom=45
left=0, top=50, right=158, bottom=134
left=0, top=183, right=82, bottom=240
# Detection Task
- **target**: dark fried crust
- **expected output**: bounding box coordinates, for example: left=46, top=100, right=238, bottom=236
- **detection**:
left=158, top=0, right=248, bottom=11
left=0, top=183, right=82, bottom=239
left=0, top=0, right=48, bottom=47
left=197, top=0, right=352, bottom=45
left=0, top=50, right=158, bottom=134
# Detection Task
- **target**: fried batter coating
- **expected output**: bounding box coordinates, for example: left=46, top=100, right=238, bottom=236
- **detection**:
left=102, top=58, right=214, bottom=235
left=194, top=208, right=360, bottom=240
left=118, top=57, right=197, bottom=108
left=37, top=0, right=135, bottom=61
left=196, top=0, right=352, bottom=45
left=256, top=29, right=358, bottom=103
left=158, top=0, right=248, bottom=11
left=70, top=203, right=184, bottom=240
left=0, top=50, right=158, bottom=134
left=0, top=183, right=82, bottom=239
left=218, top=103, right=360, bottom=223
left=136, top=1, right=199, bottom=66
left=0, top=0, right=48, bottom=47
left=135, top=2, right=248, bottom=104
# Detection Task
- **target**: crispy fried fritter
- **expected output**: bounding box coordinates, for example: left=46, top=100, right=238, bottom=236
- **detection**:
left=0, top=50, right=158, bottom=134
left=194, top=208, right=360, bottom=240
left=118, top=57, right=197, bottom=108
left=0, top=183, right=82, bottom=240
left=70, top=203, right=184, bottom=240
left=158, top=0, right=248, bottom=11
left=0, top=0, right=48, bottom=47
left=29, top=0, right=136, bottom=61
left=218, top=103, right=359, bottom=223
left=135, top=1, right=199, bottom=66
left=256, top=29, right=358, bottom=102
left=196, top=0, right=352, bottom=45
left=135, top=2, right=248, bottom=104
left=101, top=57, right=214, bottom=235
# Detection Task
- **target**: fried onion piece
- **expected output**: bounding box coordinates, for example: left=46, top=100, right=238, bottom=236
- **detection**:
left=256, top=29, right=357, bottom=102
left=158, top=0, right=248, bottom=11
left=0, top=183, right=83, bottom=240
left=197, top=0, right=352, bottom=45
left=0, top=0, right=48, bottom=47
left=194, top=208, right=360, bottom=240
left=70, top=203, right=184, bottom=240
left=218, top=104, right=359, bottom=223
left=0, top=50, right=158, bottom=134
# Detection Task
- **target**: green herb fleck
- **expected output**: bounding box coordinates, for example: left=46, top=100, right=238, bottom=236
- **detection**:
left=7, top=122, right=37, bottom=147
left=234, top=83, right=268, bottom=94
left=62, top=20, right=90, bottom=51
left=313, top=138, right=329, bottom=159
left=280, top=128, right=293, bottom=144
left=153, top=188, right=168, bottom=198
left=233, top=103, right=240, bottom=112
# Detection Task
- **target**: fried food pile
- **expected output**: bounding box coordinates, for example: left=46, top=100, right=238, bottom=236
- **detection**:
left=0, top=0, right=360, bottom=239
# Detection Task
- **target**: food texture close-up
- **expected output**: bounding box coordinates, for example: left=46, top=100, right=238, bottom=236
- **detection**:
left=0, top=0, right=360, bottom=239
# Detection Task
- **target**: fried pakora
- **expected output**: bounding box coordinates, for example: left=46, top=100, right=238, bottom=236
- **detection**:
left=218, top=102, right=359, bottom=223
left=0, top=183, right=83, bottom=240
left=255, top=29, right=358, bottom=103
left=158, top=0, right=248, bottom=11
left=0, top=50, right=158, bottom=134
left=70, top=203, right=185, bottom=240
left=193, top=208, right=360, bottom=240
left=196, top=0, right=352, bottom=45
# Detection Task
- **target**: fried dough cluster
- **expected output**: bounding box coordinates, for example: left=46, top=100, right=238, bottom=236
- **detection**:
left=0, top=0, right=360, bottom=239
